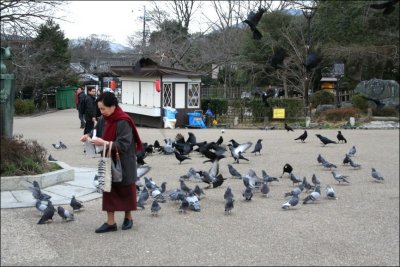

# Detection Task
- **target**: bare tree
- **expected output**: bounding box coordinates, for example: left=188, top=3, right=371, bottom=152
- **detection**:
left=0, top=0, right=65, bottom=37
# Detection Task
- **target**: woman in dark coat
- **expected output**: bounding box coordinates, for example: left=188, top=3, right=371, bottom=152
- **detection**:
left=80, top=92, right=143, bottom=233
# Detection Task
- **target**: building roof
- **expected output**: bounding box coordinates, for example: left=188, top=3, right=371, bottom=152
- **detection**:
left=110, top=57, right=203, bottom=78
left=320, top=77, right=337, bottom=82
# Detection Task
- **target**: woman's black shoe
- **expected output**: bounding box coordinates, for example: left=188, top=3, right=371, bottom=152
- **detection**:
left=95, top=223, right=117, bottom=233
left=121, top=218, right=133, bottom=230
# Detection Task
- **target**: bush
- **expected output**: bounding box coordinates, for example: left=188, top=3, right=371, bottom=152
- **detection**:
left=201, top=98, right=229, bottom=118
left=351, top=94, right=368, bottom=112
left=14, top=98, right=35, bottom=115
left=0, top=134, right=59, bottom=176
left=320, top=107, right=361, bottom=122
left=372, top=107, right=399, bottom=117
left=310, top=90, right=335, bottom=108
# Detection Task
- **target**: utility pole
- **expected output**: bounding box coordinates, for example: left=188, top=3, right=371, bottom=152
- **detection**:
left=142, top=5, right=146, bottom=50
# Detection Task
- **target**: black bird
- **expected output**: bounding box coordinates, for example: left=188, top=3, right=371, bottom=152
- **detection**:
left=174, top=151, right=191, bottom=164
left=337, top=131, right=347, bottom=143
left=270, top=47, right=287, bottom=69
left=315, top=134, right=337, bottom=146
left=304, top=52, right=322, bottom=71
left=48, top=154, right=57, bottom=161
left=216, top=136, right=223, bottom=146
left=284, top=123, right=294, bottom=132
left=250, top=139, right=263, bottom=155
left=343, top=154, right=351, bottom=165
left=70, top=195, right=83, bottom=211
left=229, top=139, right=240, bottom=148
left=294, top=130, right=308, bottom=142
left=280, top=163, right=293, bottom=178
left=243, top=8, right=265, bottom=40
left=370, top=0, right=399, bottom=15
left=179, top=198, right=190, bottom=213
left=186, top=132, right=197, bottom=144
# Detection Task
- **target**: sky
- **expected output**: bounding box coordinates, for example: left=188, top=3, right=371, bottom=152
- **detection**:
left=56, top=1, right=214, bottom=47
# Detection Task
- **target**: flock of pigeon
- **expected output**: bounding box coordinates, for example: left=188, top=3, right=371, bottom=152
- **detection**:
left=39, top=124, right=385, bottom=223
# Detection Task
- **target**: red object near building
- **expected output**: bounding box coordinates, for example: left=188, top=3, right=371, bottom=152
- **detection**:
left=110, top=80, right=116, bottom=91
left=155, top=80, right=161, bottom=92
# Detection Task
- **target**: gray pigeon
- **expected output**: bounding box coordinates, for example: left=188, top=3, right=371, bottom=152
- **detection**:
left=317, top=154, right=327, bottom=165
left=261, top=170, right=279, bottom=184
left=169, top=188, right=186, bottom=202
left=224, top=197, right=235, bottom=214
left=282, top=193, right=299, bottom=209
left=37, top=205, right=55, bottom=224
left=192, top=185, right=205, bottom=199
left=289, top=173, right=302, bottom=186
left=186, top=192, right=200, bottom=211
left=242, top=169, right=262, bottom=189
left=322, top=160, right=337, bottom=170
left=179, top=179, right=192, bottom=194
left=260, top=182, right=270, bottom=197
left=227, top=141, right=252, bottom=163
left=35, top=200, right=48, bottom=214
left=325, top=185, right=337, bottom=199
left=48, top=154, right=57, bottom=161
left=224, top=186, right=234, bottom=200
left=349, top=158, right=362, bottom=169
left=284, top=184, right=305, bottom=198
left=311, top=174, right=320, bottom=186
left=348, top=145, right=356, bottom=157
left=371, top=167, right=384, bottom=182
left=57, top=206, right=74, bottom=221
left=303, top=185, right=321, bottom=204
left=137, top=187, right=150, bottom=209
left=28, top=181, right=52, bottom=201
left=331, top=171, right=350, bottom=184
left=151, top=200, right=161, bottom=216
left=242, top=186, right=253, bottom=201
left=70, top=195, right=83, bottom=211
left=227, top=164, right=242, bottom=179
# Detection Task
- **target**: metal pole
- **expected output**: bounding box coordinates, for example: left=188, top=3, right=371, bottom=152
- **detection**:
left=142, top=6, right=146, bottom=50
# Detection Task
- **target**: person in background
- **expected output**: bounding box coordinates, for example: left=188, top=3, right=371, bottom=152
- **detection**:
left=79, top=92, right=144, bottom=233
left=82, top=87, right=97, bottom=134
left=75, top=87, right=86, bottom=128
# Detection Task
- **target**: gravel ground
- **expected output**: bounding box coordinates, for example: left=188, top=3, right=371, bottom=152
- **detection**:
left=1, top=109, right=399, bottom=266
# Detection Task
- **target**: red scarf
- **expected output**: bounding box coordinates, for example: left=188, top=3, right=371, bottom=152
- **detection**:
left=102, top=106, right=144, bottom=152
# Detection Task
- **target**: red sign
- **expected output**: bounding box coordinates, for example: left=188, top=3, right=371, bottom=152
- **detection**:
left=155, top=80, right=161, bottom=92
left=110, top=80, right=116, bottom=91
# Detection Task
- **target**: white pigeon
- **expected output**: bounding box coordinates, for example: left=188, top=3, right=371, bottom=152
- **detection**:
left=325, top=185, right=337, bottom=199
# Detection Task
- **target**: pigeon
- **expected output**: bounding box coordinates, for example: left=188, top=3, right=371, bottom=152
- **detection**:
left=371, top=167, right=384, bottom=182
left=337, top=131, right=347, bottom=143
left=52, top=142, right=63, bottom=149
left=260, top=182, right=270, bottom=197
left=179, top=179, right=192, bottom=194
left=325, top=185, right=337, bottom=199
left=348, top=145, right=356, bottom=157
left=229, top=139, right=240, bottom=148
left=59, top=141, right=67, bottom=149
left=284, top=123, right=294, bottom=132
left=315, top=134, right=337, bottom=146
left=317, top=154, right=327, bottom=165
left=303, top=185, right=321, bottom=204
left=282, top=193, right=299, bottom=210
left=70, top=195, right=83, bottom=211
left=294, top=130, right=308, bottom=142
left=227, top=164, right=242, bottom=179
left=137, top=165, right=151, bottom=179
left=343, top=154, right=351, bottom=165
left=224, top=186, right=234, bottom=200
left=348, top=158, right=362, bottom=169
left=192, top=185, right=206, bottom=199
left=179, top=198, right=190, bottom=213
left=57, top=206, right=74, bottom=221
left=224, top=197, right=235, bottom=214
left=370, top=0, right=399, bottom=15
left=289, top=173, right=303, bottom=186
left=186, top=192, right=201, bottom=211
left=227, top=142, right=252, bottom=163
left=137, top=187, right=150, bottom=209
left=322, top=160, right=337, bottom=170
left=151, top=200, right=161, bottom=216
left=242, top=186, right=253, bottom=201
left=250, top=139, right=263, bottom=155
left=280, top=163, right=293, bottom=178
left=160, top=182, right=167, bottom=194
left=162, top=138, right=175, bottom=154
left=284, top=184, right=305, bottom=198
left=151, top=188, right=166, bottom=203
left=28, top=180, right=52, bottom=201
left=311, top=174, right=321, bottom=186
left=331, top=171, right=350, bottom=184
left=243, top=8, right=265, bottom=40
left=242, top=169, right=262, bottom=189
left=174, top=151, right=191, bottom=164
left=216, top=136, right=223, bottom=145
left=48, top=154, right=57, bottom=161
left=261, top=170, right=279, bottom=184
left=302, top=176, right=314, bottom=193
left=169, top=188, right=186, bottom=202
left=37, top=205, right=55, bottom=224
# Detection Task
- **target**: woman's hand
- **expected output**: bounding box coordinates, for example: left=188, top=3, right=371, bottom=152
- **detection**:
left=80, top=134, right=90, bottom=142
left=91, top=137, right=107, bottom=147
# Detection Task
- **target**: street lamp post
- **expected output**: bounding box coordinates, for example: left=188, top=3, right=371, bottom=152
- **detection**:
left=302, top=5, right=316, bottom=117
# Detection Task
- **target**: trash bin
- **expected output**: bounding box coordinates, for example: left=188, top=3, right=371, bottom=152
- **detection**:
left=187, top=112, right=206, bottom=128
left=56, top=86, right=77, bottom=109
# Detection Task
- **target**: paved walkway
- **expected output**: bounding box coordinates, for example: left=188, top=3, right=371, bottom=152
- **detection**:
left=1, top=167, right=100, bottom=209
